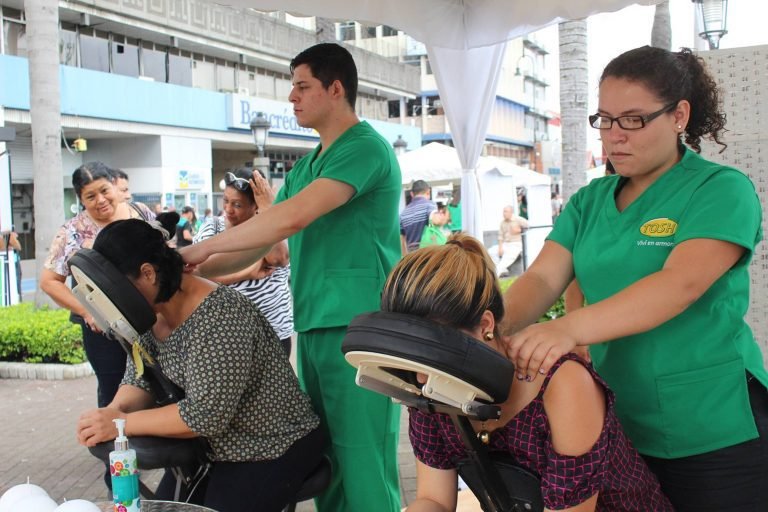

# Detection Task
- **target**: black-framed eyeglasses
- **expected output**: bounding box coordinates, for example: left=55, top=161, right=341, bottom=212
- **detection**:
left=588, top=102, right=679, bottom=130
left=224, top=172, right=251, bottom=192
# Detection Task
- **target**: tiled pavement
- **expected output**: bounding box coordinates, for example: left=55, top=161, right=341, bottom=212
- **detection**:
left=0, top=375, right=418, bottom=511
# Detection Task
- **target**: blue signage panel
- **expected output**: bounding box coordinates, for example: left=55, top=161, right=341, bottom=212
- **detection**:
left=226, top=94, right=316, bottom=138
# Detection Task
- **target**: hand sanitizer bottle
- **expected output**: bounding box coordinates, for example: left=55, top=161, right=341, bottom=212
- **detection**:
left=110, top=418, right=141, bottom=512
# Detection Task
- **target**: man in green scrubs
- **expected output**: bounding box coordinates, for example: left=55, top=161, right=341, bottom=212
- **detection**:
left=180, top=43, right=402, bottom=512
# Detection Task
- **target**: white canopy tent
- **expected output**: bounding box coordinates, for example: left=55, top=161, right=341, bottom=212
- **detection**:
left=228, top=0, right=659, bottom=236
left=398, top=143, right=552, bottom=253
left=398, top=143, right=551, bottom=189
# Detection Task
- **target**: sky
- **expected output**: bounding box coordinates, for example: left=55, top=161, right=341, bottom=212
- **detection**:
left=535, top=0, right=768, bottom=158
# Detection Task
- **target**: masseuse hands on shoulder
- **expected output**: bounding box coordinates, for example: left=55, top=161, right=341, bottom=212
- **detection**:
left=505, top=318, right=579, bottom=381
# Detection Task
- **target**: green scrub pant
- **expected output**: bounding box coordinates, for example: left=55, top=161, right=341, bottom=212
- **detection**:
left=297, top=327, right=401, bottom=512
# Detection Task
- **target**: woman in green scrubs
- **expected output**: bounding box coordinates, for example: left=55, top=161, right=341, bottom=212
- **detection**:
left=501, top=46, right=768, bottom=511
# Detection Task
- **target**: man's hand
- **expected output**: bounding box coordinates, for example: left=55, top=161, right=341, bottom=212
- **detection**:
left=504, top=319, right=578, bottom=380
left=77, top=408, right=125, bottom=447
left=178, top=242, right=210, bottom=268
left=251, top=171, right=275, bottom=211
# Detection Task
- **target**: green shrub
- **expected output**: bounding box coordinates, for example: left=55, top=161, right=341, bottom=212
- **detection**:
left=498, top=277, right=565, bottom=323
left=0, top=303, right=85, bottom=364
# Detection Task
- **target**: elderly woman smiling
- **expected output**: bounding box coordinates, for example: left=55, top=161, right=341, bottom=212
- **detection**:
left=40, top=161, right=154, bottom=409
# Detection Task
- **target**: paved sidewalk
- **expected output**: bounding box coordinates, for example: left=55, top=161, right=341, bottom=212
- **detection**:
left=0, top=375, right=418, bottom=510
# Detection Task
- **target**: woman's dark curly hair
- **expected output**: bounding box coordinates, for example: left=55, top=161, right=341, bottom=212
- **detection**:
left=601, top=46, right=727, bottom=153
left=93, top=213, right=183, bottom=304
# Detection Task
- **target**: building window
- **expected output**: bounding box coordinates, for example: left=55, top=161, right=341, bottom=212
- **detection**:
left=381, top=25, right=398, bottom=37
left=141, top=45, right=167, bottom=82
left=2, top=13, right=26, bottom=58
left=338, top=22, right=355, bottom=41
left=59, top=29, right=77, bottom=66
left=111, top=40, right=139, bottom=78
left=169, top=53, right=192, bottom=86
left=388, top=100, right=400, bottom=118
left=362, top=25, right=377, bottom=38
left=80, top=34, right=109, bottom=73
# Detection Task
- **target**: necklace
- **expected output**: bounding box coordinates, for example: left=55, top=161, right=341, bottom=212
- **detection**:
left=477, top=422, right=491, bottom=445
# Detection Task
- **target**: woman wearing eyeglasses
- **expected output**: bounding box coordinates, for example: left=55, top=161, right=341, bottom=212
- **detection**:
left=501, top=46, right=767, bottom=511
left=194, top=167, right=294, bottom=356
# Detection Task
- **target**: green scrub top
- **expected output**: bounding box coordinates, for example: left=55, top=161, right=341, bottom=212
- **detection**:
left=275, top=121, right=402, bottom=332
left=447, top=203, right=462, bottom=232
left=549, top=149, right=765, bottom=458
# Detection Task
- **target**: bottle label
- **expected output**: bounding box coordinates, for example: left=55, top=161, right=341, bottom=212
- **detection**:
left=110, top=453, right=140, bottom=512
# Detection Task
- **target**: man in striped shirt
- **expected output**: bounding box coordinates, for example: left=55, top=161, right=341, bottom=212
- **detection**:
left=399, top=179, right=437, bottom=253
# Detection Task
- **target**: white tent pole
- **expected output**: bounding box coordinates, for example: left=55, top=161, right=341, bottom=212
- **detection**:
left=427, top=42, right=507, bottom=239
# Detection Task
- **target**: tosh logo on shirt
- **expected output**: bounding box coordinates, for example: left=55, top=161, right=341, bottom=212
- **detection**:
left=639, top=218, right=678, bottom=237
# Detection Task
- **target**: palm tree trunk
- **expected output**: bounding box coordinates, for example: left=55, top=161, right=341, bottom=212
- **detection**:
left=26, top=0, right=64, bottom=308
left=651, top=1, right=672, bottom=50
left=558, top=19, right=588, bottom=202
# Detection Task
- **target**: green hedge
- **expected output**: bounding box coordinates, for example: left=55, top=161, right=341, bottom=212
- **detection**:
left=499, top=277, right=565, bottom=323
left=0, top=303, right=86, bottom=364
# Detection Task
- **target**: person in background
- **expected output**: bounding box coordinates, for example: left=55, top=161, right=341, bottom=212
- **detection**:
left=179, top=43, right=402, bottom=512
left=517, top=188, right=528, bottom=219
left=200, top=208, right=214, bottom=228
left=502, top=46, right=768, bottom=511
left=109, top=168, right=131, bottom=203
left=194, top=167, right=294, bottom=356
left=0, top=230, right=22, bottom=296
left=382, top=234, right=672, bottom=512
left=175, top=206, right=196, bottom=248
left=400, top=179, right=437, bottom=254
left=490, top=204, right=528, bottom=277
left=76, top=216, right=324, bottom=512
left=418, top=202, right=450, bottom=249
left=40, top=162, right=154, bottom=408
left=446, top=184, right=462, bottom=233
left=551, top=192, right=562, bottom=223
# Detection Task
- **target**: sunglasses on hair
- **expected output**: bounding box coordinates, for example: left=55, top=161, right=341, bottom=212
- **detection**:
left=224, top=172, right=251, bottom=192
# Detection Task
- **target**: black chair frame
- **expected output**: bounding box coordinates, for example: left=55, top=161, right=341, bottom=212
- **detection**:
left=342, top=311, right=543, bottom=512
left=68, top=248, right=331, bottom=509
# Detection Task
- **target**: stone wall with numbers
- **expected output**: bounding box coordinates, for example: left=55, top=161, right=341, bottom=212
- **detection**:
left=698, top=45, right=768, bottom=362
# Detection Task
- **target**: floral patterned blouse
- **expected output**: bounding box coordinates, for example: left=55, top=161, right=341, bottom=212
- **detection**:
left=44, top=202, right=155, bottom=277
left=122, top=285, right=319, bottom=462
left=409, top=354, right=673, bottom=511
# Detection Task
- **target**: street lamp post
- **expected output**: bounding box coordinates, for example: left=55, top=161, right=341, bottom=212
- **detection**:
left=692, top=0, right=728, bottom=50
left=249, top=111, right=271, bottom=180
left=515, top=54, right=538, bottom=171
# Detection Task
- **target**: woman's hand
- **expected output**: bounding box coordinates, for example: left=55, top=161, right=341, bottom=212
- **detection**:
left=83, top=312, right=103, bottom=334
left=505, top=319, right=579, bottom=379
left=251, top=171, right=275, bottom=211
left=77, top=408, right=125, bottom=447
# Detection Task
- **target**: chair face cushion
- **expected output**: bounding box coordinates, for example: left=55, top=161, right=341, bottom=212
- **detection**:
left=342, top=311, right=514, bottom=403
left=67, top=248, right=156, bottom=338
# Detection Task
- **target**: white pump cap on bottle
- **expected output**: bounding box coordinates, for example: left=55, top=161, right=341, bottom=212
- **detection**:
left=112, top=418, right=129, bottom=451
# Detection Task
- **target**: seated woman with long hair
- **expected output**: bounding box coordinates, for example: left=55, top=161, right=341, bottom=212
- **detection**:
left=75, top=215, right=324, bottom=512
left=381, top=234, right=672, bottom=512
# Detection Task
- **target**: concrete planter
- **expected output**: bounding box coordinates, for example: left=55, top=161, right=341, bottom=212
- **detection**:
left=0, top=361, right=94, bottom=380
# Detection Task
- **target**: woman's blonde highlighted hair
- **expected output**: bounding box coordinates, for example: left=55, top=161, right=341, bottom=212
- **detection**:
left=381, top=233, right=504, bottom=331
